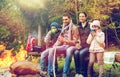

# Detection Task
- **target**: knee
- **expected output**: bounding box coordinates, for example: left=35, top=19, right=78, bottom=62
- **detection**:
left=74, top=50, right=79, bottom=55
left=66, top=47, right=74, bottom=55
left=98, top=60, right=104, bottom=65
left=79, top=52, right=84, bottom=58
left=49, top=48, right=54, bottom=54
left=67, top=46, right=75, bottom=52
left=66, top=51, right=72, bottom=57
left=89, top=61, right=94, bottom=66
left=41, top=52, right=46, bottom=58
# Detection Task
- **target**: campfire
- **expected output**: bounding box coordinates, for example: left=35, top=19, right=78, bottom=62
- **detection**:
left=0, top=45, right=49, bottom=77
left=0, top=45, right=27, bottom=68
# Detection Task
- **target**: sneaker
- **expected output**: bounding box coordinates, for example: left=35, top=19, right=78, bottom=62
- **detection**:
left=79, top=74, right=84, bottom=77
left=75, top=74, right=79, bottom=77
left=63, top=74, right=67, bottom=77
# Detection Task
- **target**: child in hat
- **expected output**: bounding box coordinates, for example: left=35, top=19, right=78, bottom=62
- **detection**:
left=87, top=20, right=105, bottom=77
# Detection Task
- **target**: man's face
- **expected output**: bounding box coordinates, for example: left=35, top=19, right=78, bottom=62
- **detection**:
left=79, top=13, right=87, bottom=23
left=62, top=16, right=71, bottom=26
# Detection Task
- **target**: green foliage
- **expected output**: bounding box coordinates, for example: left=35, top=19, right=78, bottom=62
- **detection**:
left=0, top=0, right=28, bottom=50
left=0, top=0, right=120, bottom=48
left=0, top=25, right=10, bottom=42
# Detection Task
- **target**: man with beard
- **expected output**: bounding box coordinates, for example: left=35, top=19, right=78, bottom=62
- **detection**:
left=47, top=13, right=80, bottom=77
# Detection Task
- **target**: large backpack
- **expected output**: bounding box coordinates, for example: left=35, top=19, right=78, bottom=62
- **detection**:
left=26, top=37, right=37, bottom=52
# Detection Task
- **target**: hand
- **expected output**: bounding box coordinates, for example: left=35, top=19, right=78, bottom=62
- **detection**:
left=53, top=40, right=61, bottom=47
left=75, top=43, right=81, bottom=49
left=58, top=36, right=68, bottom=43
left=91, top=31, right=96, bottom=37
left=58, top=36, right=64, bottom=42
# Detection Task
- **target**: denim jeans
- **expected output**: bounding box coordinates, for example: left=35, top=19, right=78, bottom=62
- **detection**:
left=40, top=48, right=50, bottom=70
left=74, top=47, right=89, bottom=77
left=48, top=45, right=75, bottom=75
left=40, top=48, right=58, bottom=71
left=63, top=46, right=76, bottom=74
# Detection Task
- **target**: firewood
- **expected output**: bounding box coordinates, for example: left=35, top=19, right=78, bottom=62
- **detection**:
left=10, top=60, right=49, bottom=77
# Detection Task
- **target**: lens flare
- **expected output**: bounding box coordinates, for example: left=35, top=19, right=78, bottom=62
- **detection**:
left=15, top=0, right=45, bottom=10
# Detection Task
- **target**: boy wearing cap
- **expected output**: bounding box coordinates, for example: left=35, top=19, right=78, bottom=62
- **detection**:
left=44, top=22, right=61, bottom=48
left=87, top=20, right=105, bottom=77
left=40, top=22, right=61, bottom=71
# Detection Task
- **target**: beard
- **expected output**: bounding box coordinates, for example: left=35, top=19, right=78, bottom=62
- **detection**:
left=64, top=22, right=69, bottom=26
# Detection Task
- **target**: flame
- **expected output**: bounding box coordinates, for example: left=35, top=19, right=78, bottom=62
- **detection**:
left=0, top=45, right=6, bottom=50
left=15, top=45, right=27, bottom=61
left=0, top=45, right=27, bottom=68
left=0, top=49, right=15, bottom=68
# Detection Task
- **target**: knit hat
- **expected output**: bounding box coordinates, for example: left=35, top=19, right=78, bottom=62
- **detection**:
left=91, top=20, right=101, bottom=28
left=50, top=22, right=59, bottom=28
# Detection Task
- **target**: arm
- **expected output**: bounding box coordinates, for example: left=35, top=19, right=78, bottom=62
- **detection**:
left=44, top=31, right=51, bottom=43
left=53, top=34, right=63, bottom=47
left=86, top=33, right=94, bottom=44
left=65, top=26, right=81, bottom=48
left=95, top=32, right=105, bottom=48
left=95, top=33, right=105, bottom=43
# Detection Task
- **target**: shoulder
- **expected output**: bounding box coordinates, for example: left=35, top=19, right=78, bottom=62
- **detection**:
left=47, top=31, right=52, bottom=34
left=97, top=31, right=105, bottom=36
left=72, top=24, right=79, bottom=29
left=101, top=31, right=105, bottom=35
left=85, top=22, right=90, bottom=28
left=45, top=31, right=52, bottom=37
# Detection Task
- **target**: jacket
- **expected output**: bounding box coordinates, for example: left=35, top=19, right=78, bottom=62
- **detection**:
left=78, top=22, right=90, bottom=48
left=86, top=30, right=105, bottom=52
left=44, top=30, right=61, bottom=48
left=54, top=22, right=81, bottom=49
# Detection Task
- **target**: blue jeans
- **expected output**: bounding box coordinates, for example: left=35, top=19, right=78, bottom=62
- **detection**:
left=40, top=48, right=58, bottom=71
left=74, top=47, right=89, bottom=77
left=48, top=45, right=75, bottom=75
left=63, top=46, right=76, bottom=74
left=40, top=48, right=49, bottom=70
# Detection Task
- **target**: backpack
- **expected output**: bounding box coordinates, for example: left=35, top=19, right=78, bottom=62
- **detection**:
left=26, top=37, right=37, bottom=52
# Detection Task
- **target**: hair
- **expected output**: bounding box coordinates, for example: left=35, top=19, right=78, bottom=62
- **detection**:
left=79, top=12, right=87, bottom=17
left=63, top=13, right=71, bottom=19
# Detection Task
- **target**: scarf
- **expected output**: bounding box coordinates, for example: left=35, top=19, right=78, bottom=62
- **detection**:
left=61, top=20, right=73, bottom=40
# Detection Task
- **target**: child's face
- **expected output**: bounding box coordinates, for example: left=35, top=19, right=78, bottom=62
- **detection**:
left=51, top=26, right=57, bottom=34
left=92, top=25, right=99, bottom=31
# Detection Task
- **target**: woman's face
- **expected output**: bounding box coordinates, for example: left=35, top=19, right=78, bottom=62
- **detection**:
left=79, top=13, right=87, bottom=23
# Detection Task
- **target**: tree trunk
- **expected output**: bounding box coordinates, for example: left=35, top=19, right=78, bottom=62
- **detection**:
left=38, top=25, right=42, bottom=46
